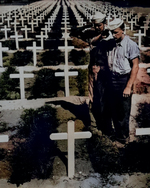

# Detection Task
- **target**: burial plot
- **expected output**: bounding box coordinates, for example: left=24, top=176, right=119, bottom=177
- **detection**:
left=50, top=120, right=92, bottom=178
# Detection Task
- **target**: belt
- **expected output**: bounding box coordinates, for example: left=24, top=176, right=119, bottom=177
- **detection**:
left=111, top=71, right=130, bottom=77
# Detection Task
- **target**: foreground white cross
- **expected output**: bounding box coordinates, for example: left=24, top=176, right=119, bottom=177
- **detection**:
left=50, top=120, right=92, bottom=178
left=0, top=135, right=9, bottom=143
left=10, top=67, right=34, bottom=99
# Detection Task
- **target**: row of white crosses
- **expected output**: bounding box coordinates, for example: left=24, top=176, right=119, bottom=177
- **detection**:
left=56, top=4, right=78, bottom=97
left=0, top=1, right=57, bottom=41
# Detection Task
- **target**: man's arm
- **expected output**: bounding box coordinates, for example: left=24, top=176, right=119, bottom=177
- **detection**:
left=123, top=57, right=139, bottom=97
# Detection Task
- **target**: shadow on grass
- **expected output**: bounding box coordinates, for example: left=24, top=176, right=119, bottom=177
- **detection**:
left=46, top=100, right=91, bottom=128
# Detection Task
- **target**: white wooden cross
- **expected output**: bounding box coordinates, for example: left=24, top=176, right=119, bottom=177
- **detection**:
left=36, top=31, right=47, bottom=49
left=50, top=120, right=92, bottom=178
left=55, top=65, right=78, bottom=97
left=11, top=19, right=19, bottom=33
left=136, top=128, right=150, bottom=136
left=26, top=41, right=42, bottom=66
left=28, top=19, right=37, bottom=33
left=0, top=135, right=9, bottom=143
left=1, top=25, right=11, bottom=40
left=0, top=42, right=9, bottom=67
left=19, top=16, right=26, bottom=27
left=21, top=25, right=31, bottom=40
left=10, top=32, right=23, bottom=50
left=124, top=24, right=130, bottom=34
left=134, top=30, right=145, bottom=48
left=128, top=18, right=135, bottom=31
left=141, top=24, right=149, bottom=36
left=45, top=21, right=53, bottom=32
left=41, top=25, right=49, bottom=38
left=10, top=67, right=34, bottom=99
left=5, top=17, right=12, bottom=27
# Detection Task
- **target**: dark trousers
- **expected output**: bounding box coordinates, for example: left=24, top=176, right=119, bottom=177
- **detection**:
left=109, top=73, right=132, bottom=139
left=91, top=70, right=114, bottom=136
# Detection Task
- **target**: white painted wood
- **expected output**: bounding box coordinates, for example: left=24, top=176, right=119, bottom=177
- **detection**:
left=50, top=120, right=92, bottom=178
left=1, top=25, right=11, bottom=40
left=10, top=32, right=23, bottom=50
left=136, top=128, right=150, bottom=135
left=10, top=67, right=34, bottom=99
left=0, top=42, right=9, bottom=67
left=26, top=41, right=42, bottom=66
left=134, top=30, right=145, bottom=48
left=21, top=25, right=31, bottom=40
left=0, top=135, right=9, bottom=143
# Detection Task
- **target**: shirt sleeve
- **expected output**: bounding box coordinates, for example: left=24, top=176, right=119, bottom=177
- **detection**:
left=128, top=41, right=140, bottom=60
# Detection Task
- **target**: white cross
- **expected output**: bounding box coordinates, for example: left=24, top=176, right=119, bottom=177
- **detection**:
left=36, top=31, right=47, bottom=49
left=0, top=42, right=9, bottom=67
left=141, top=24, right=149, bottom=36
left=19, top=16, right=26, bottom=27
left=0, top=13, right=5, bottom=23
left=11, top=19, right=19, bottom=33
left=28, top=19, right=37, bottom=33
left=26, top=41, right=42, bottom=66
left=128, top=18, right=135, bottom=31
left=77, top=18, right=86, bottom=27
left=124, top=24, right=130, bottom=34
left=41, top=25, right=49, bottom=38
left=10, top=32, right=23, bottom=50
left=0, top=135, right=9, bottom=143
left=10, top=67, right=34, bottom=99
left=55, top=65, right=78, bottom=97
left=50, top=120, right=92, bottom=178
left=106, top=14, right=113, bottom=25
left=1, top=25, right=11, bottom=40
left=45, top=21, right=53, bottom=31
left=134, top=30, right=145, bottom=48
left=21, top=25, right=31, bottom=40
left=5, top=17, right=12, bottom=27
left=136, top=128, right=150, bottom=136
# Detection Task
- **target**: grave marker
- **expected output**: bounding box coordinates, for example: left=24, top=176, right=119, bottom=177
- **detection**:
left=36, top=31, right=47, bottom=49
left=1, top=25, right=11, bottom=40
left=10, top=32, right=23, bottom=50
left=26, top=41, right=42, bottom=66
left=21, top=25, right=31, bottom=40
left=136, top=128, right=150, bottom=136
left=0, top=135, right=9, bottom=143
left=0, top=42, right=9, bottom=67
left=134, top=30, right=145, bottom=48
left=50, top=120, right=92, bottom=178
left=10, top=67, right=34, bottom=99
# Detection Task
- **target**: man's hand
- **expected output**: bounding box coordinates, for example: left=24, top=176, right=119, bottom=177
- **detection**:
left=123, top=86, right=131, bottom=97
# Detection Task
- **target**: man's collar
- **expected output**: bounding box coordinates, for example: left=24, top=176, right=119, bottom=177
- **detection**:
left=116, top=35, right=126, bottom=47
